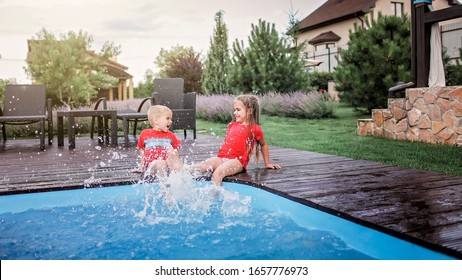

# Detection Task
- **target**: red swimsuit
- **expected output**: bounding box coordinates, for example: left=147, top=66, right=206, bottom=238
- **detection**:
left=217, top=122, right=263, bottom=168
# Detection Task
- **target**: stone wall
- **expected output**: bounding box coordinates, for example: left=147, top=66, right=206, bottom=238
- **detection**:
left=357, top=86, right=462, bottom=146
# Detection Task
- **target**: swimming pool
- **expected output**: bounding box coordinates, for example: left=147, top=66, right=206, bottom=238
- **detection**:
left=0, top=180, right=453, bottom=260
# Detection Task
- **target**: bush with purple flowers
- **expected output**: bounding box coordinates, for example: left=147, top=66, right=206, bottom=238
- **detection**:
left=260, top=92, right=336, bottom=119
left=197, top=92, right=336, bottom=123
left=196, top=94, right=234, bottom=123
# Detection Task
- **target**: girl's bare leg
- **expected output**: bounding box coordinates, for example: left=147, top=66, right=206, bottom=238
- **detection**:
left=193, top=157, right=223, bottom=173
left=211, top=159, right=243, bottom=186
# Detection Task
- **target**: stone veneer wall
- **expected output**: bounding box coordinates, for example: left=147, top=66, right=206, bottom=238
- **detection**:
left=357, top=86, right=462, bottom=146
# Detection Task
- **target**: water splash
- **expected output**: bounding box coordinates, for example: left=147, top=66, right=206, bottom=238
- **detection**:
left=133, top=166, right=252, bottom=225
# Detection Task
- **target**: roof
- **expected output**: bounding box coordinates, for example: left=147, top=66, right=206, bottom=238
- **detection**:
left=297, top=0, right=377, bottom=32
left=105, top=59, right=133, bottom=79
left=308, top=31, right=341, bottom=44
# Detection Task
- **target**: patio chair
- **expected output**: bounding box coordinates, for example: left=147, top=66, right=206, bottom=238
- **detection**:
left=90, top=96, right=154, bottom=146
left=153, top=78, right=196, bottom=139
left=0, top=84, right=53, bottom=150
left=89, top=97, right=108, bottom=140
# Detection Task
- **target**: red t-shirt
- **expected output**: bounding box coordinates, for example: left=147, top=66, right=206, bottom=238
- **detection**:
left=137, top=129, right=181, bottom=165
left=217, top=122, right=263, bottom=168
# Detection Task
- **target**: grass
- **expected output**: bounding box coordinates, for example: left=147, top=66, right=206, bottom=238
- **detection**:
left=196, top=103, right=462, bottom=177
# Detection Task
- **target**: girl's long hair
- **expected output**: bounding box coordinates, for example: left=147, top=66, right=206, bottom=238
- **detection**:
left=234, top=94, right=262, bottom=164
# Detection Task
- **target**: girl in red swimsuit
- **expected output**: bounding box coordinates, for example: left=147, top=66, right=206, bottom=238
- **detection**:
left=193, top=94, right=281, bottom=186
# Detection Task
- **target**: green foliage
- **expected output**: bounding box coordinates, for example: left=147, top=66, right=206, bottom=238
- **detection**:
left=334, top=13, right=411, bottom=113
left=285, top=3, right=302, bottom=42
left=309, top=71, right=334, bottom=91
left=24, top=28, right=120, bottom=109
left=134, top=69, right=155, bottom=98
left=227, top=19, right=309, bottom=94
left=155, top=45, right=203, bottom=93
left=154, top=45, right=192, bottom=78
left=444, top=47, right=462, bottom=86
left=165, top=49, right=203, bottom=93
left=0, top=78, right=16, bottom=108
left=202, top=11, right=231, bottom=94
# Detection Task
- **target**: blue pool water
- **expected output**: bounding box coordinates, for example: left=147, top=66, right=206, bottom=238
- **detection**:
left=0, top=180, right=453, bottom=260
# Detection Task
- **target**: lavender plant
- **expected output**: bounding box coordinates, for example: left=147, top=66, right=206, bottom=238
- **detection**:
left=260, top=92, right=336, bottom=119
left=196, top=94, right=234, bottom=123
left=196, top=92, right=336, bottom=123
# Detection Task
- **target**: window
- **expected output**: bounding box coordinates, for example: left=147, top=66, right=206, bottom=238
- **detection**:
left=391, top=2, right=404, bottom=17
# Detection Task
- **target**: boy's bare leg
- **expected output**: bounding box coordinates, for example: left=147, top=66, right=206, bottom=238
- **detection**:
left=166, top=149, right=183, bottom=172
left=148, top=160, right=168, bottom=178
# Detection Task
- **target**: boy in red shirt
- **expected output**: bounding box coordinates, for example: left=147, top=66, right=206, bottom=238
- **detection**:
left=133, top=105, right=182, bottom=178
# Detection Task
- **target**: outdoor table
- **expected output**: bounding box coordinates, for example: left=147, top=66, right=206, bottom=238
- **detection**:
left=116, top=111, right=147, bottom=147
left=57, top=110, right=118, bottom=149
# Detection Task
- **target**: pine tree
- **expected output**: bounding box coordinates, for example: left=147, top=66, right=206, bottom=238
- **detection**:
left=228, top=19, right=308, bottom=94
left=202, top=11, right=231, bottom=94
left=334, top=13, right=411, bottom=113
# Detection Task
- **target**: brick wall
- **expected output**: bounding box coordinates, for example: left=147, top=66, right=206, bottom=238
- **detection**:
left=357, top=86, right=462, bottom=146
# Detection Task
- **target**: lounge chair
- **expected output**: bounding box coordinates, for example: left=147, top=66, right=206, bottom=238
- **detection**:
left=153, top=78, right=196, bottom=139
left=0, top=84, right=53, bottom=150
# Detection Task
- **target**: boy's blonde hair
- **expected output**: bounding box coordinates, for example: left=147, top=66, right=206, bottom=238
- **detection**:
left=234, top=94, right=262, bottom=163
left=147, top=105, right=171, bottom=126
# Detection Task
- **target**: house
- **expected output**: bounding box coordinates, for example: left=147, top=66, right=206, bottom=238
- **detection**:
left=26, top=40, right=134, bottom=101
left=102, top=57, right=134, bottom=101
left=294, top=0, right=461, bottom=73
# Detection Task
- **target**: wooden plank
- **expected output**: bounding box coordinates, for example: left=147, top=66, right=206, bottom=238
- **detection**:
left=424, top=5, right=462, bottom=24
left=1, top=135, right=462, bottom=259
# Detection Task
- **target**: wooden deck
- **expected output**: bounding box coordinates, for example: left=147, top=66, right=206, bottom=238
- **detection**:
left=1, top=134, right=462, bottom=259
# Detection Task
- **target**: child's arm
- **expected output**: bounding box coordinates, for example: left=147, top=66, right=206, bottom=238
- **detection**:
left=258, top=137, right=281, bottom=169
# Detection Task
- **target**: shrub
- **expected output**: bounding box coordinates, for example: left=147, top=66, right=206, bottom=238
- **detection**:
left=196, top=94, right=234, bottom=123
left=196, top=92, right=336, bottom=122
left=260, top=92, right=336, bottom=119
left=334, top=13, right=411, bottom=113
left=309, top=71, right=334, bottom=91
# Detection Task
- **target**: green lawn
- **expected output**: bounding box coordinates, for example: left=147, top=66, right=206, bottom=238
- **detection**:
left=196, top=103, right=462, bottom=177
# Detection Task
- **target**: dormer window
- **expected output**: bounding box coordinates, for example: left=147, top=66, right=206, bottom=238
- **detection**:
left=309, top=31, right=341, bottom=51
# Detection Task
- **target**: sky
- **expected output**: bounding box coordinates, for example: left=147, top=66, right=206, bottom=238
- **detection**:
left=0, top=0, right=326, bottom=85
